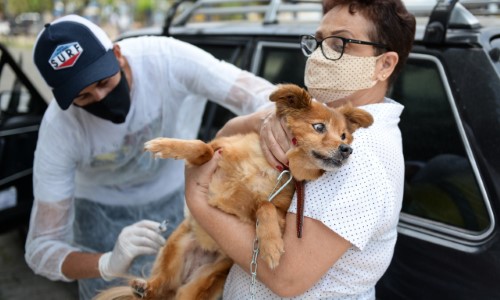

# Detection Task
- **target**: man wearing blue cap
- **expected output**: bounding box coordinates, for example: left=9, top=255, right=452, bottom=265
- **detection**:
left=25, top=14, right=275, bottom=299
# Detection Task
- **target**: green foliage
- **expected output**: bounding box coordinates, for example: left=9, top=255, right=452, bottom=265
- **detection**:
left=4, top=0, right=54, bottom=16
left=134, top=0, right=154, bottom=23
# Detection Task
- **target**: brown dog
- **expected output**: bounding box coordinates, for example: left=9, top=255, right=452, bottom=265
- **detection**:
left=93, top=84, right=373, bottom=300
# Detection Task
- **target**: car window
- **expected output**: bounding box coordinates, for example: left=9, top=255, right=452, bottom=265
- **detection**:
left=0, top=44, right=46, bottom=208
left=389, top=54, right=491, bottom=235
left=182, top=41, right=244, bottom=141
left=0, top=46, right=46, bottom=120
left=251, top=41, right=306, bottom=86
left=189, top=39, right=307, bottom=141
left=491, top=37, right=500, bottom=73
left=194, top=44, right=245, bottom=67
left=0, top=62, right=35, bottom=116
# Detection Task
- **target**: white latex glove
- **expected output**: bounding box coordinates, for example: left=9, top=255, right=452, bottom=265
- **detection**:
left=98, top=220, right=166, bottom=281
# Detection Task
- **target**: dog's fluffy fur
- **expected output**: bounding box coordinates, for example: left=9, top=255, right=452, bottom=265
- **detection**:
left=93, top=84, right=373, bottom=300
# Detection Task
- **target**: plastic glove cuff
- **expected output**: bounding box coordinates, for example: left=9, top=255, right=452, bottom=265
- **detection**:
left=98, top=252, right=115, bottom=282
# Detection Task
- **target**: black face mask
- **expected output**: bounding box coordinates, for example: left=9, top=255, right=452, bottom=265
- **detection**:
left=80, top=71, right=131, bottom=124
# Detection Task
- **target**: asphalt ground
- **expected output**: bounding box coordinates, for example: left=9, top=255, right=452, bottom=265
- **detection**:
left=0, top=230, right=79, bottom=300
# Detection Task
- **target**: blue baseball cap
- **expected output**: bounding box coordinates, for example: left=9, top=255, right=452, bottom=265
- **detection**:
left=33, top=15, right=120, bottom=110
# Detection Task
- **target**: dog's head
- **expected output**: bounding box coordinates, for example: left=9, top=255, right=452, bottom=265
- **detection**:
left=269, top=84, right=374, bottom=181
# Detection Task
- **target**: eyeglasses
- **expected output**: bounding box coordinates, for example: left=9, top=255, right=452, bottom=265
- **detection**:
left=300, top=35, right=389, bottom=61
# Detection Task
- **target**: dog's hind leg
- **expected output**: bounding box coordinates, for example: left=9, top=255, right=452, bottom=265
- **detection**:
left=144, top=138, right=214, bottom=165
left=175, top=256, right=233, bottom=300
left=131, top=220, right=193, bottom=300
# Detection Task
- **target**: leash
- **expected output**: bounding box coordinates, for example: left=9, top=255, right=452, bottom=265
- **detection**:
left=295, top=180, right=305, bottom=238
left=269, top=170, right=305, bottom=238
left=268, top=170, right=293, bottom=201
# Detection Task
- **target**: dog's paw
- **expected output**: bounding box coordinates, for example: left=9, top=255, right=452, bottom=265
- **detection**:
left=131, top=278, right=149, bottom=299
left=259, top=238, right=285, bottom=270
left=144, top=138, right=175, bottom=159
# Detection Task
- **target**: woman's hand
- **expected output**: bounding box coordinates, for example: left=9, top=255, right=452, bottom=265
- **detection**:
left=184, top=150, right=222, bottom=210
left=215, top=107, right=293, bottom=170
left=259, top=110, right=293, bottom=170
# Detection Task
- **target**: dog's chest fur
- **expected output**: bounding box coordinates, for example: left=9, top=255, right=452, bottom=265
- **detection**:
left=190, top=132, right=295, bottom=251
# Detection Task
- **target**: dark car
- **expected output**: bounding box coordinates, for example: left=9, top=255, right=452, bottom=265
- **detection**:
left=0, top=43, right=47, bottom=235
left=2, top=0, right=500, bottom=298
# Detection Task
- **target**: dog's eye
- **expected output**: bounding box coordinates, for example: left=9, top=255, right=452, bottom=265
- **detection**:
left=312, top=123, right=326, bottom=133
left=341, top=133, right=346, bottom=140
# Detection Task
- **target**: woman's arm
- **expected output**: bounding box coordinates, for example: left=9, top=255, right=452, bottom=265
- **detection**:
left=215, top=108, right=269, bottom=137
left=184, top=153, right=351, bottom=297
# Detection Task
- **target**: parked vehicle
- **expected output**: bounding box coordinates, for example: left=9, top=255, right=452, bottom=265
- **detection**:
left=0, top=43, right=47, bottom=235
left=1, top=0, right=499, bottom=298
left=9, top=12, right=43, bottom=36
left=462, top=0, right=500, bottom=14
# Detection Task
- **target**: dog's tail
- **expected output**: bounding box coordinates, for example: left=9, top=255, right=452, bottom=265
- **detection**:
left=93, top=285, right=136, bottom=300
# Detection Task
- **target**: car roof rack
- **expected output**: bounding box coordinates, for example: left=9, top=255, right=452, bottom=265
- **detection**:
left=162, top=0, right=322, bottom=35
left=161, top=0, right=483, bottom=38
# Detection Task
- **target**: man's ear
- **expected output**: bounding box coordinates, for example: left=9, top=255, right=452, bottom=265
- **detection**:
left=375, top=51, right=399, bottom=81
left=112, top=44, right=126, bottom=67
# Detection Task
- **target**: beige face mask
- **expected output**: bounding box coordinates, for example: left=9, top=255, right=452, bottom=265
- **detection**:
left=304, top=49, right=382, bottom=103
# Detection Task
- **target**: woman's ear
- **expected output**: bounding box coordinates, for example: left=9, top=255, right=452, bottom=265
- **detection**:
left=376, top=51, right=399, bottom=81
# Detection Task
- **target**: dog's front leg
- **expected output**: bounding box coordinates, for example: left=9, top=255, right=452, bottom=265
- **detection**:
left=144, top=138, right=214, bottom=166
left=255, top=201, right=285, bottom=270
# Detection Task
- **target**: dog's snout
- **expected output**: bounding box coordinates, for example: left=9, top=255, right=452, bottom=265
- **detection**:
left=339, top=144, right=353, bottom=158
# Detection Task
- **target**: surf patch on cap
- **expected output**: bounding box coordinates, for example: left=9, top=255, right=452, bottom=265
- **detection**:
left=49, top=42, right=84, bottom=70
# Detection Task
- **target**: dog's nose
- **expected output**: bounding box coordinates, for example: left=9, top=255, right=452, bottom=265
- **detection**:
left=339, top=144, right=353, bottom=158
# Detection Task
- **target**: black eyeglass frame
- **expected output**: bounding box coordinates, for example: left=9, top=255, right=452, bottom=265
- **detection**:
left=300, top=35, right=389, bottom=61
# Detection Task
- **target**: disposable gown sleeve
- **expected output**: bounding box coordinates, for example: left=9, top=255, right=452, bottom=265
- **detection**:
left=166, top=38, right=275, bottom=114
left=25, top=198, right=79, bottom=282
left=224, top=70, right=276, bottom=113
left=25, top=117, right=81, bottom=282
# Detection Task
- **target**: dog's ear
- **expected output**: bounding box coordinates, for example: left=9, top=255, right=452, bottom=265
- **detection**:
left=338, top=103, right=374, bottom=132
left=269, top=84, right=312, bottom=117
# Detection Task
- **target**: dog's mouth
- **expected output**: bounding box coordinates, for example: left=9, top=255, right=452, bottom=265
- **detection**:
left=312, top=151, right=343, bottom=168
left=312, top=150, right=349, bottom=170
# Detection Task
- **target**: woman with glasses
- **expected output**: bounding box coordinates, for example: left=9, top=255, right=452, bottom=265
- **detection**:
left=185, top=0, right=416, bottom=299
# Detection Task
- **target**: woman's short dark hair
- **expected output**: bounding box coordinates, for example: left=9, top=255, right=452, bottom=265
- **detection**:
left=323, top=0, right=416, bottom=83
